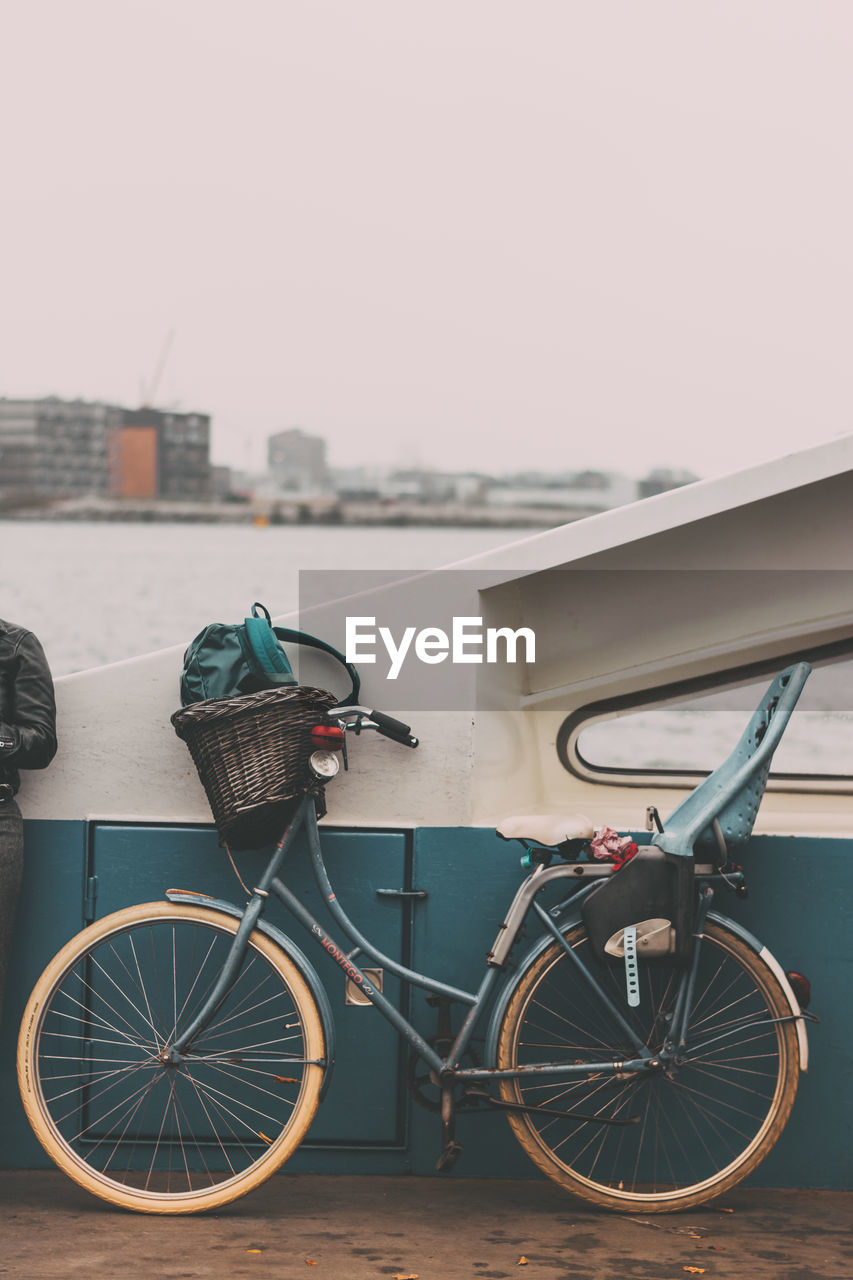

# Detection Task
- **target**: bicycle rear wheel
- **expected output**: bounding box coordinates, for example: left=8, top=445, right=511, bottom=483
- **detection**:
left=496, top=919, right=800, bottom=1212
left=18, top=902, right=325, bottom=1214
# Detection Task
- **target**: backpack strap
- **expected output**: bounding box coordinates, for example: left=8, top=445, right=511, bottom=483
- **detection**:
left=244, top=604, right=298, bottom=686
left=246, top=603, right=361, bottom=705
left=271, top=626, right=361, bottom=706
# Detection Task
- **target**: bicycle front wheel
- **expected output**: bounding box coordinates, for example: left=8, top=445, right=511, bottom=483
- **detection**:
left=18, top=902, right=325, bottom=1214
left=496, top=920, right=800, bottom=1212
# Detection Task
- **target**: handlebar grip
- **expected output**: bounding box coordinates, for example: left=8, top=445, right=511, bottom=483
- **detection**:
left=370, top=709, right=419, bottom=748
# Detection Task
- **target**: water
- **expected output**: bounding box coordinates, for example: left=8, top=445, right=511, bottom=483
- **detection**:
left=0, top=520, right=534, bottom=676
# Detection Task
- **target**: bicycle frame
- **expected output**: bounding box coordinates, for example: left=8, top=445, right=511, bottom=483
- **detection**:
left=168, top=794, right=738, bottom=1091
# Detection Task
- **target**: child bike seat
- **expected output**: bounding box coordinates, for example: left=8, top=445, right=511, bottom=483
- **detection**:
left=653, top=661, right=812, bottom=861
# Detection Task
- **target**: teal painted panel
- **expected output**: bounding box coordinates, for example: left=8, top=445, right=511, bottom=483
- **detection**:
left=4, top=820, right=851, bottom=1192
left=409, top=826, right=539, bottom=1178
left=90, top=823, right=409, bottom=1148
left=727, top=836, right=852, bottom=1190
left=0, top=820, right=88, bottom=1169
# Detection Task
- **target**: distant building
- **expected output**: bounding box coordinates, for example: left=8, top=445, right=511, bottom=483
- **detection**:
left=0, top=397, right=213, bottom=503
left=329, top=465, right=384, bottom=501
left=380, top=470, right=453, bottom=503
left=0, top=397, right=122, bottom=499
left=109, top=408, right=212, bottom=500
left=267, top=428, right=329, bottom=493
left=638, top=468, right=700, bottom=499
left=375, top=470, right=488, bottom=504
left=109, top=422, right=159, bottom=499
left=485, top=471, right=638, bottom=512
left=210, top=465, right=234, bottom=501
left=226, top=469, right=266, bottom=500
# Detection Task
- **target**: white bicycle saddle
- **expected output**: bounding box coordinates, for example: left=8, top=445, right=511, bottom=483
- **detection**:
left=496, top=813, right=594, bottom=847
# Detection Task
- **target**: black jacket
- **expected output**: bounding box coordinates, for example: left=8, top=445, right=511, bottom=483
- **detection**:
left=0, top=619, right=57, bottom=792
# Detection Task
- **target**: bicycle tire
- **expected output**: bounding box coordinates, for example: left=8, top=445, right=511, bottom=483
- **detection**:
left=496, top=919, right=800, bottom=1212
left=18, top=902, right=325, bottom=1214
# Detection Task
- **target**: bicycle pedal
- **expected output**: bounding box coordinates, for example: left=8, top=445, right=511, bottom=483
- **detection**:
left=435, top=1139, right=464, bottom=1172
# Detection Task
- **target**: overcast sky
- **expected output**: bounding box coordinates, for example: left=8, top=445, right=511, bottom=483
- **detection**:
left=2, top=1, right=851, bottom=479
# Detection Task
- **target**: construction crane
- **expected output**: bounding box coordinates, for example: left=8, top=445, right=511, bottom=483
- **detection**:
left=140, top=329, right=175, bottom=408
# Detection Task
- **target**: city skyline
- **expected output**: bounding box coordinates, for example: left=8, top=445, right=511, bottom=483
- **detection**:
left=1, top=395, right=694, bottom=517
left=0, top=391, right=705, bottom=485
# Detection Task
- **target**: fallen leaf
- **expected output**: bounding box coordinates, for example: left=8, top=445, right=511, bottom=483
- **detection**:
left=305, top=1261, right=319, bottom=1268
left=683, top=1269, right=706, bottom=1275
left=518, top=1260, right=529, bottom=1267
left=391, top=1274, right=418, bottom=1279
left=718, top=1206, right=734, bottom=1213
left=246, top=1249, right=262, bottom=1255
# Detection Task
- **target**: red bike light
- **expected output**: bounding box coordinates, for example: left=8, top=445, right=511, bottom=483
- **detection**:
left=786, top=971, right=811, bottom=1008
left=311, top=724, right=346, bottom=749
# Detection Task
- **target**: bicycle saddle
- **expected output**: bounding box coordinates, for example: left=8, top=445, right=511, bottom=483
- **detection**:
left=497, top=812, right=594, bottom=848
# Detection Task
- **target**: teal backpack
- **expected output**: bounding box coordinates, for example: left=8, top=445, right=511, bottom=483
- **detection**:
left=179, top=603, right=360, bottom=707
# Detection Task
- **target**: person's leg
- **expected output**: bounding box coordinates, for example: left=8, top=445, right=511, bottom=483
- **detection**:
left=0, top=800, right=23, bottom=1025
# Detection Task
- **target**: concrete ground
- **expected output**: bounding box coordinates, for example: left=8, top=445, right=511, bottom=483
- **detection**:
left=0, top=1173, right=850, bottom=1280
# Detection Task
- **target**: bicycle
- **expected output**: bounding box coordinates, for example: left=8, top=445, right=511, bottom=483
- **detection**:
left=17, top=662, right=816, bottom=1215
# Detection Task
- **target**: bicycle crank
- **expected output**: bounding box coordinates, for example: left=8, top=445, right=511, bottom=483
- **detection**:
left=405, top=1036, right=482, bottom=1112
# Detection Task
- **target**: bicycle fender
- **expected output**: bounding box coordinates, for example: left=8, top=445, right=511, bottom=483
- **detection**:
left=705, top=911, right=809, bottom=1072
left=482, top=907, right=808, bottom=1073
left=165, top=890, right=336, bottom=1098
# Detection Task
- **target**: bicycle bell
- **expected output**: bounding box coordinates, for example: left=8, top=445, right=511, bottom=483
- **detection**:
left=309, top=749, right=340, bottom=780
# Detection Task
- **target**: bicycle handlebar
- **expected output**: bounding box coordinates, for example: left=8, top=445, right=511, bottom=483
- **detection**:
left=328, top=705, right=419, bottom=749
left=368, top=709, right=418, bottom=747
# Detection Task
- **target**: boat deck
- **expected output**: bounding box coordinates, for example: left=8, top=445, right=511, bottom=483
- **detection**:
left=1, top=1171, right=850, bottom=1279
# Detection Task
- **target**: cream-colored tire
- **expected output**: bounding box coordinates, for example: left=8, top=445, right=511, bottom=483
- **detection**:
left=497, top=920, right=800, bottom=1212
left=18, top=902, right=325, bottom=1214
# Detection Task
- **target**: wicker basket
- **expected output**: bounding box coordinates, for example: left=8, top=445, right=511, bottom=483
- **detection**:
left=171, top=685, right=338, bottom=850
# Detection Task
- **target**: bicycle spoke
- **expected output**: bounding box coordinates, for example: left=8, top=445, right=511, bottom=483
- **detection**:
left=165, top=931, right=220, bottom=1044
left=175, top=1070, right=239, bottom=1183
left=52, top=967, right=159, bottom=1049
left=41, top=1060, right=155, bottom=1105
left=43, top=996, right=155, bottom=1052
left=192, top=1058, right=302, bottom=1110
